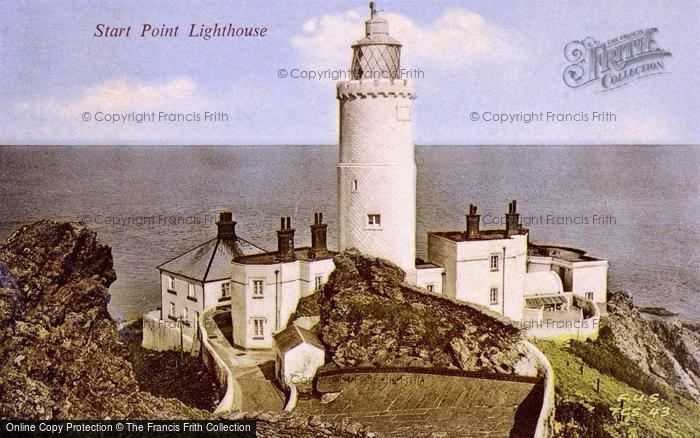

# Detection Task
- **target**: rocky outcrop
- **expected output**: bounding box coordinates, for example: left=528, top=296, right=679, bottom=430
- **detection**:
left=605, top=291, right=700, bottom=401
left=0, top=220, right=212, bottom=419
left=0, top=220, right=377, bottom=437
left=230, top=411, right=376, bottom=437
left=318, top=249, right=537, bottom=375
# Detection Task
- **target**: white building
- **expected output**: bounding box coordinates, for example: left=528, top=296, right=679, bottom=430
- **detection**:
left=230, top=213, right=336, bottom=350
left=427, top=203, right=528, bottom=321
left=426, top=200, right=608, bottom=335
left=333, top=6, right=607, bottom=333
left=156, top=211, right=262, bottom=325
left=142, top=211, right=264, bottom=351
left=337, top=4, right=417, bottom=277
left=273, top=323, right=326, bottom=390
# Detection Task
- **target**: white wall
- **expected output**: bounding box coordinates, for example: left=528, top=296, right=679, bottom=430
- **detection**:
left=159, top=271, right=204, bottom=326
left=571, top=263, right=608, bottom=303
left=415, top=266, right=444, bottom=293
left=427, top=235, right=457, bottom=298
left=527, top=256, right=608, bottom=304
left=427, top=233, right=527, bottom=321
left=205, top=279, right=231, bottom=309
left=338, top=79, right=417, bottom=273
left=281, top=344, right=325, bottom=389
left=231, top=258, right=335, bottom=350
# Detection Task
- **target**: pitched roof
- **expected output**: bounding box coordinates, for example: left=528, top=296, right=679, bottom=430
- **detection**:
left=273, top=323, right=325, bottom=353
left=158, top=236, right=264, bottom=282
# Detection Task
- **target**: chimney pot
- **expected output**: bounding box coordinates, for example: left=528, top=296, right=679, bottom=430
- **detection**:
left=465, top=203, right=480, bottom=240
left=277, top=216, right=295, bottom=262
left=216, top=210, right=237, bottom=241
left=310, top=211, right=328, bottom=258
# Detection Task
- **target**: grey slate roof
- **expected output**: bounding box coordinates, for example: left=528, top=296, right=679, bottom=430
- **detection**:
left=158, top=236, right=264, bottom=282
left=273, top=323, right=325, bottom=353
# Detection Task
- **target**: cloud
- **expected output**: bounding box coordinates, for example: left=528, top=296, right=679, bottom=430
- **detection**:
left=73, top=77, right=200, bottom=112
left=9, top=77, right=251, bottom=144
left=291, top=8, right=528, bottom=75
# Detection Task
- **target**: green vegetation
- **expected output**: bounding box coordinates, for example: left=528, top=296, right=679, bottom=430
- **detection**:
left=346, top=295, right=462, bottom=352
left=566, top=338, right=671, bottom=400
left=119, top=319, right=219, bottom=411
left=537, top=341, right=700, bottom=437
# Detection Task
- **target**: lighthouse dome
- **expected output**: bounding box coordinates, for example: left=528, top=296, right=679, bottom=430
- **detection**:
left=350, top=3, right=402, bottom=80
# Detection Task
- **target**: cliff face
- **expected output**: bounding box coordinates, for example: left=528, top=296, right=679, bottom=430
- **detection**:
left=0, top=220, right=376, bottom=437
left=0, top=220, right=211, bottom=420
left=319, top=249, right=537, bottom=375
left=605, top=291, right=700, bottom=401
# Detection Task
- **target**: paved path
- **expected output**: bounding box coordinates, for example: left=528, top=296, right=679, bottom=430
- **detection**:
left=296, top=372, right=542, bottom=437
left=205, top=309, right=284, bottom=412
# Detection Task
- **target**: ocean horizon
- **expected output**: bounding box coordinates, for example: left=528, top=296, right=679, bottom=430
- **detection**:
left=1, top=144, right=698, bottom=322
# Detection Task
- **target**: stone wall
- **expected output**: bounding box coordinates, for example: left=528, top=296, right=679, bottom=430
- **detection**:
left=141, top=309, right=197, bottom=352
left=524, top=341, right=556, bottom=438
left=199, top=304, right=238, bottom=414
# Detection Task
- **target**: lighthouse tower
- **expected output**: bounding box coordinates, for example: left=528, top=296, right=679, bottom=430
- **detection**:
left=337, top=2, right=417, bottom=276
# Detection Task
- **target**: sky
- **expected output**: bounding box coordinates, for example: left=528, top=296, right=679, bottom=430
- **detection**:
left=0, top=0, right=698, bottom=145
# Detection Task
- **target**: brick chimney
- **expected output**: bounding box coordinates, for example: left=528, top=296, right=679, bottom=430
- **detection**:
left=309, top=212, right=328, bottom=258
left=465, top=204, right=480, bottom=240
left=276, top=216, right=295, bottom=262
left=216, top=210, right=237, bottom=241
left=505, top=200, right=521, bottom=236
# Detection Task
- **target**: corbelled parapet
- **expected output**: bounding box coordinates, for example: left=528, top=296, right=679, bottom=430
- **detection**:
left=337, top=79, right=416, bottom=100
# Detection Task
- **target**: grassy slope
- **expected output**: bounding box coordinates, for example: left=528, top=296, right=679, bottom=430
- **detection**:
left=537, top=341, right=700, bottom=437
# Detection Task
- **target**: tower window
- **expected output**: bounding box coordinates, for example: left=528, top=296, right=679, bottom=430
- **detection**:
left=426, top=284, right=435, bottom=292
left=314, top=275, right=323, bottom=291
left=585, top=292, right=594, bottom=300
left=490, top=255, right=500, bottom=271
left=352, top=179, right=358, bottom=192
left=490, top=288, right=499, bottom=304
left=367, top=214, right=381, bottom=228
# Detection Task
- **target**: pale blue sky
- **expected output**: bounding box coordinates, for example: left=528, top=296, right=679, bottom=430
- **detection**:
left=1, top=0, right=698, bottom=144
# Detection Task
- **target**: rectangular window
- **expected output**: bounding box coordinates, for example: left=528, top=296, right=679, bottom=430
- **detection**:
left=314, top=275, right=323, bottom=291
left=168, top=275, right=175, bottom=290
left=585, top=292, right=594, bottom=300
left=490, top=255, right=499, bottom=271
left=490, top=287, right=499, bottom=304
left=221, top=282, right=231, bottom=297
left=169, top=302, right=176, bottom=316
left=187, top=282, right=197, bottom=302
left=252, top=318, right=265, bottom=339
left=182, top=307, right=188, bottom=319
left=252, top=280, right=264, bottom=298
left=426, top=284, right=435, bottom=292
left=367, top=214, right=381, bottom=228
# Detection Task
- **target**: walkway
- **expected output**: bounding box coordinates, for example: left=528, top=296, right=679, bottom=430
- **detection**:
left=295, top=371, right=543, bottom=437
left=204, top=308, right=285, bottom=412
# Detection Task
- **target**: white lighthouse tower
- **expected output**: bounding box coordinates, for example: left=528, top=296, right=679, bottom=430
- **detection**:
left=337, top=2, right=417, bottom=277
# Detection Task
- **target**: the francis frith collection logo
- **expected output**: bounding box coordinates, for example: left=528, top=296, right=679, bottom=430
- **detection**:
left=563, top=28, right=672, bottom=92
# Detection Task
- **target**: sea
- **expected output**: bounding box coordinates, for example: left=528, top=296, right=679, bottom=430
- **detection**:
left=0, top=145, right=697, bottom=322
